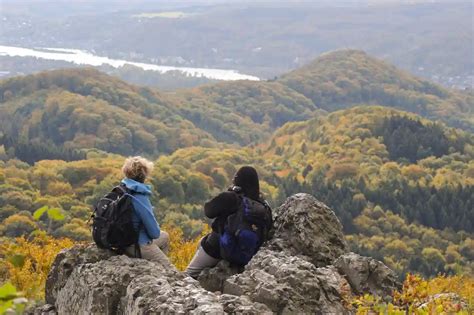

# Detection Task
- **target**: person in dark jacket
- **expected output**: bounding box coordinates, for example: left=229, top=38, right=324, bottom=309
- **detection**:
left=121, top=156, right=174, bottom=269
left=185, top=166, right=272, bottom=278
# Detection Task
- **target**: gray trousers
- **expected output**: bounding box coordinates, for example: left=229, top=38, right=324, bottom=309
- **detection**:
left=125, top=231, right=175, bottom=270
left=185, top=244, right=221, bottom=279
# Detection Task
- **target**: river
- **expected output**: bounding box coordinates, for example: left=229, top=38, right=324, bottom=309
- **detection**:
left=0, top=45, right=260, bottom=81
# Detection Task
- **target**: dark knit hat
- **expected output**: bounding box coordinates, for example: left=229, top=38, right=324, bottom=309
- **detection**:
left=233, top=166, right=260, bottom=200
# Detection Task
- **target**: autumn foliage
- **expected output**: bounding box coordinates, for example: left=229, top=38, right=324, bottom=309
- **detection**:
left=164, top=223, right=211, bottom=271
left=353, top=273, right=474, bottom=314
left=0, top=233, right=74, bottom=299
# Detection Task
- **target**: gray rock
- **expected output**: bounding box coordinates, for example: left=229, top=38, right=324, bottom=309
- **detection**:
left=198, top=260, right=242, bottom=292
left=223, top=249, right=350, bottom=314
left=44, top=194, right=402, bottom=314
left=48, top=248, right=270, bottom=314
left=24, top=303, right=56, bottom=315
left=270, top=193, right=348, bottom=267
left=218, top=294, right=273, bottom=314
left=45, top=244, right=115, bottom=305
left=334, top=252, right=401, bottom=299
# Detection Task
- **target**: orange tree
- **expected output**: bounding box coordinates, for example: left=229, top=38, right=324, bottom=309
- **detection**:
left=163, top=223, right=211, bottom=271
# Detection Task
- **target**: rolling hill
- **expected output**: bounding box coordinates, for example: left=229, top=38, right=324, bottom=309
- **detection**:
left=0, top=68, right=220, bottom=160
left=278, top=50, right=473, bottom=131
left=172, top=80, right=322, bottom=144
left=0, top=68, right=325, bottom=161
left=1, top=49, right=472, bottom=164
left=170, top=49, right=473, bottom=147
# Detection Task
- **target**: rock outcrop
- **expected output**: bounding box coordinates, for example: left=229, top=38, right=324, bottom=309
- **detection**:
left=43, top=245, right=270, bottom=314
left=222, top=249, right=350, bottom=313
left=45, top=245, right=115, bottom=305
left=38, top=193, right=401, bottom=314
left=269, top=193, right=347, bottom=267
left=334, top=252, right=400, bottom=300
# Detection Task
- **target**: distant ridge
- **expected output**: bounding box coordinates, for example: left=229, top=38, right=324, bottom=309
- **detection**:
left=278, top=49, right=473, bottom=131
left=1, top=49, right=472, bottom=162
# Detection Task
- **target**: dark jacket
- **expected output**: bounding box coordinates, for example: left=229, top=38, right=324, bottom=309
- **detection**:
left=201, top=166, right=271, bottom=259
left=201, top=191, right=239, bottom=258
left=205, top=191, right=240, bottom=231
left=201, top=190, right=272, bottom=259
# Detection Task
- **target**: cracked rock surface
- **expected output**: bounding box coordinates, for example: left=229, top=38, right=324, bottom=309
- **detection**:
left=37, top=193, right=400, bottom=314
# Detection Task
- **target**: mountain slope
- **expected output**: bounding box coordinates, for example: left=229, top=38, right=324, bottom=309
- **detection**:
left=0, top=69, right=323, bottom=158
left=2, top=69, right=295, bottom=160
left=186, top=81, right=319, bottom=129
left=278, top=50, right=473, bottom=131
left=264, top=106, right=474, bottom=231
left=0, top=68, right=219, bottom=159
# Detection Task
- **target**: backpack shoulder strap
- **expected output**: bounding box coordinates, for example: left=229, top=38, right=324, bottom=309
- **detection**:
left=113, top=184, right=129, bottom=195
left=226, top=190, right=245, bottom=213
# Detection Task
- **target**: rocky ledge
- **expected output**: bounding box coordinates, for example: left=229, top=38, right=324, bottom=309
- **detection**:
left=34, top=193, right=400, bottom=314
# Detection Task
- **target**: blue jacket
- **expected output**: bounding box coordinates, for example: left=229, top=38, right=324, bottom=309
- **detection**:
left=121, top=178, right=161, bottom=245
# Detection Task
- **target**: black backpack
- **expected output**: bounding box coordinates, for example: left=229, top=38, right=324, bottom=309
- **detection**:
left=91, top=185, right=139, bottom=254
left=219, top=194, right=272, bottom=266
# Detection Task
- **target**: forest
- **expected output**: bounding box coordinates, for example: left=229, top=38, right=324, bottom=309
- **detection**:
left=0, top=50, right=473, bottom=311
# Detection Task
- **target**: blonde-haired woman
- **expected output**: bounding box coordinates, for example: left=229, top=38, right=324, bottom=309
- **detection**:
left=121, top=156, right=173, bottom=268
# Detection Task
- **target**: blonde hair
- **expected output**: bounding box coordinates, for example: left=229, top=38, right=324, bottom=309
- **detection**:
left=122, top=156, right=154, bottom=182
